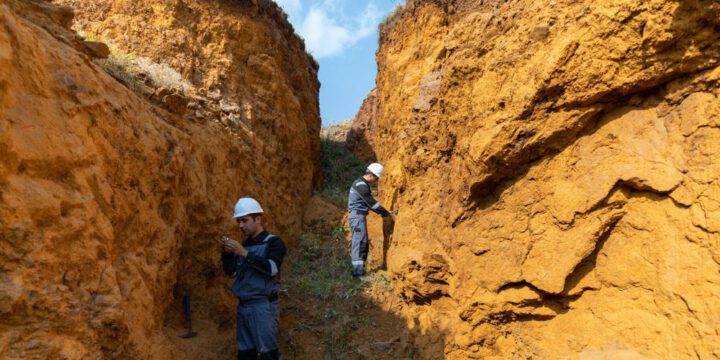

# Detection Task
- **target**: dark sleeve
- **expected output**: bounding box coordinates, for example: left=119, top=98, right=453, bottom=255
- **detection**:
left=245, top=237, right=286, bottom=277
left=352, top=181, right=391, bottom=217
left=222, top=251, right=237, bottom=276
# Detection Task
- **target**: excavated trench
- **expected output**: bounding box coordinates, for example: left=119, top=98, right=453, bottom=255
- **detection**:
left=2, top=0, right=720, bottom=359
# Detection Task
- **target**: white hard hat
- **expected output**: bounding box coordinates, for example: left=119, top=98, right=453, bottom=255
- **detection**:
left=233, top=197, right=264, bottom=218
left=367, top=163, right=384, bottom=178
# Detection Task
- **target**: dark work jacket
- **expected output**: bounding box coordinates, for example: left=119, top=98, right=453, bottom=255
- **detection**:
left=347, top=177, right=390, bottom=216
left=222, top=230, right=286, bottom=302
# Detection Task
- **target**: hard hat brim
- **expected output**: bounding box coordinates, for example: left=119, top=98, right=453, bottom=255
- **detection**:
left=233, top=210, right=263, bottom=218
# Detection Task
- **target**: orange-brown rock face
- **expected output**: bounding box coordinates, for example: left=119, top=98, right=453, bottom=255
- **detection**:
left=320, top=89, right=378, bottom=163
left=346, top=88, right=379, bottom=163
left=55, top=0, right=322, bottom=188
left=373, top=0, right=720, bottom=358
left=0, top=1, right=318, bottom=358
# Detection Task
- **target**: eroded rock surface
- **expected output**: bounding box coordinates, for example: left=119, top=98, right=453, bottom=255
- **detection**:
left=370, top=0, right=720, bottom=358
left=346, top=88, right=379, bottom=163
left=0, top=1, right=318, bottom=358
left=55, top=0, right=322, bottom=187
left=320, top=89, right=378, bottom=163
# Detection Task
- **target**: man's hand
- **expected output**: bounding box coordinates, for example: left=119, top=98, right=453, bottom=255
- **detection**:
left=220, top=236, right=249, bottom=257
left=389, top=210, right=398, bottom=222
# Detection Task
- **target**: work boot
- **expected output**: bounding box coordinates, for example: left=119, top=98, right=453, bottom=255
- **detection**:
left=351, top=265, right=365, bottom=278
left=352, top=273, right=372, bottom=282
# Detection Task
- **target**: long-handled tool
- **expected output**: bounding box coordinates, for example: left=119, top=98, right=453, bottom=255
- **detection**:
left=178, top=295, right=198, bottom=338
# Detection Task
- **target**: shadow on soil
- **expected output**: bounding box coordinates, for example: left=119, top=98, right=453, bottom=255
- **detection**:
left=280, top=219, right=402, bottom=359
left=162, top=138, right=448, bottom=359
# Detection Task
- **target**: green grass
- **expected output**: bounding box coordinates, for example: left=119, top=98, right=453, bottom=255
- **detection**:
left=284, top=136, right=403, bottom=356
left=320, top=137, right=367, bottom=207
left=285, top=137, right=372, bottom=309
left=330, top=225, right=348, bottom=241
left=282, top=231, right=364, bottom=301
left=281, top=194, right=405, bottom=358
left=282, top=227, right=373, bottom=359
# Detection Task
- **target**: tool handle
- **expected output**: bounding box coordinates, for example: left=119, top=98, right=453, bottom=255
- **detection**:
left=183, top=295, right=191, bottom=319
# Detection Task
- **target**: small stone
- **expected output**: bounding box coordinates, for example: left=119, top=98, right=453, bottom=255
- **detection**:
left=163, top=93, right=189, bottom=114
left=530, top=25, right=550, bottom=40
left=227, top=113, right=243, bottom=128
left=220, top=99, right=240, bottom=113
left=207, top=90, right=222, bottom=101
left=83, top=41, right=110, bottom=59
left=455, top=333, right=473, bottom=347
left=155, top=87, right=173, bottom=99
left=59, top=75, right=78, bottom=91
left=138, top=85, right=155, bottom=98
left=26, top=339, right=40, bottom=350
left=63, top=270, right=78, bottom=283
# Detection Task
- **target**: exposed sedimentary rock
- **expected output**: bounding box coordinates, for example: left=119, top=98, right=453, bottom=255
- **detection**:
left=55, top=0, right=322, bottom=188
left=370, top=0, right=720, bottom=358
left=0, top=1, right=318, bottom=358
left=319, top=89, right=378, bottom=163
left=346, top=88, right=379, bottom=163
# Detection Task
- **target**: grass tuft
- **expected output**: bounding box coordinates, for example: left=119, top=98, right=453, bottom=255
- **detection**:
left=379, top=2, right=407, bottom=32
left=98, top=52, right=193, bottom=94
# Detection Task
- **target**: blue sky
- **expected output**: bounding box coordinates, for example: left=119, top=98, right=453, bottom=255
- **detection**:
left=274, top=0, right=403, bottom=127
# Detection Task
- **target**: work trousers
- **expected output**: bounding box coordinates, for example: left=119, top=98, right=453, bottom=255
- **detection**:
left=236, top=300, right=280, bottom=360
left=349, top=213, right=369, bottom=276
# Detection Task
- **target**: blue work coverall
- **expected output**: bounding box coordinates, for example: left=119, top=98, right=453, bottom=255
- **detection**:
left=347, top=177, right=391, bottom=276
left=222, top=231, right=286, bottom=360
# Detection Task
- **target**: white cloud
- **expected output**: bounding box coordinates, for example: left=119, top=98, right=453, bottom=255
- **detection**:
left=356, top=3, right=381, bottom=38
left=296, top=1, right=384, bottom=59
left=300, top=9, right=351, bottom=58
left=321, top=0, right=341, bottom=12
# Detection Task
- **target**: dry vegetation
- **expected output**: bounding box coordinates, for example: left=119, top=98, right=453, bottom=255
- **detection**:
left=98, top=54, right=194, bottom=95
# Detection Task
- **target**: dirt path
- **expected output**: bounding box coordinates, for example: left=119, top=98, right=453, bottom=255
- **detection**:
left=279, top=195, right=413, bottom=359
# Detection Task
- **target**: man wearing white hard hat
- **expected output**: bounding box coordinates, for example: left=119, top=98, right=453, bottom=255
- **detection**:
left=220, top=197, right=286, bottom=360
left=347, top=163, right=396, bottom=278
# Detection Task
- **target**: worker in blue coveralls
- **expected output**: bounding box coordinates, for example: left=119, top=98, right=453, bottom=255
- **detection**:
left=347, top=163, right=396, bottom=278
left=220, top=197, right=286, bottom=360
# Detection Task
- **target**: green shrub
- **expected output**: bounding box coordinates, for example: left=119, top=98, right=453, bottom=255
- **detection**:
left=330, top=225, right=348, bottom=241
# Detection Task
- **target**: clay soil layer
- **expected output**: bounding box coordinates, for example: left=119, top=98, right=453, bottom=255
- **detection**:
left=369, top=0, right=720, bottom=358
left=0, top=0, right=319, bottom=358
